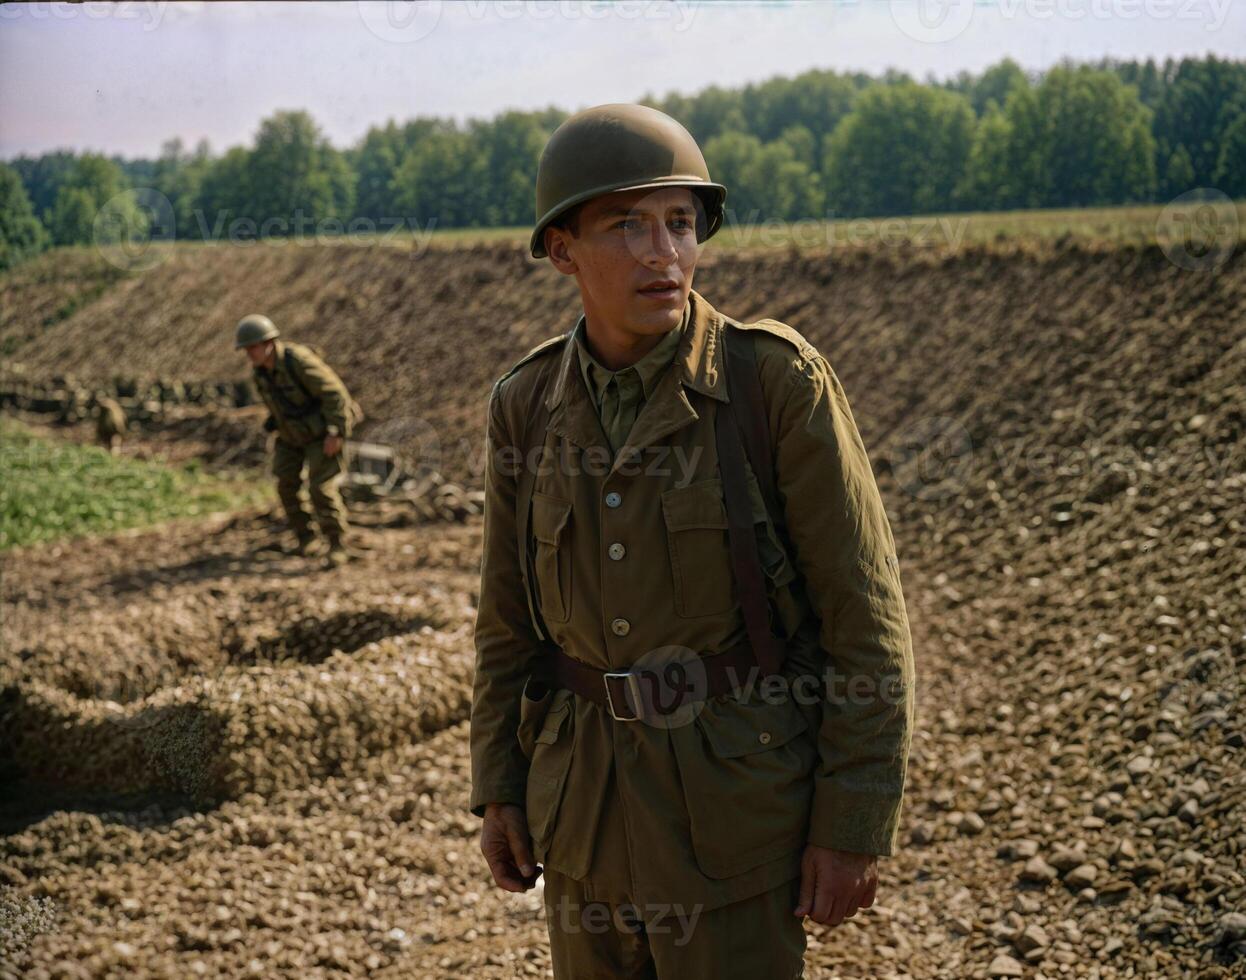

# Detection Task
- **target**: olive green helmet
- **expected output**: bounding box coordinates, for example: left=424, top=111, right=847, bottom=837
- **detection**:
left=530, top=103, right=728, bottom=259
left=234, top=314, right=279, bottom=349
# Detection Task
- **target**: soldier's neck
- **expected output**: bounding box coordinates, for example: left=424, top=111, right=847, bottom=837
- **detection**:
left=581, top=316, right=668, bottom=372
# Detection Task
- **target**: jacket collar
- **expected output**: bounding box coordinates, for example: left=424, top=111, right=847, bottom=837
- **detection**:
left=574, top=300, right=689, bottom=407
left=255, top=339, right=285, bottom=375
left=543, top=287, right=729, bottom=464
left=544, top=286, right=728, bottom=414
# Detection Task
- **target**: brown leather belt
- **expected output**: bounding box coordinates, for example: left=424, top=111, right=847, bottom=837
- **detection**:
left=540, top=639, right=768, bottom=722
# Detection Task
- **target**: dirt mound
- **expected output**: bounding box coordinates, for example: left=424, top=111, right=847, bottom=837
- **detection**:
left=1, top=510, right=479, bottom=805
left=3, top=239, right=1243, bottom=491
left=2, top=626, right=472, bottom=803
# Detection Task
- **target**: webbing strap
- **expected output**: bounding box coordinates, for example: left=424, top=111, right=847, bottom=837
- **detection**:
left=723, top=324, right=781, bottom=523
left=715, top=325, right=785, bottom=678
left=282, top=347, right=322, bottom=417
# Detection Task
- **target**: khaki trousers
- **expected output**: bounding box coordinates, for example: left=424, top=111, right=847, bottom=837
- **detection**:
left=272, top=436, right=349, bottom=541
left=541, top=867, right=807, bottom=979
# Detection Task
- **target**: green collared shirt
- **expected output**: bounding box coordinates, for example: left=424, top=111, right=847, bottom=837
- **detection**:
left=574, top=302, right=690, bottom=453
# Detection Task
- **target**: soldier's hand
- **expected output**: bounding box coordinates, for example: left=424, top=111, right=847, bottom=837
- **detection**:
left=793, top=844, right=877, bottom=925
left=480, top=802, right=541, bottom=893
left=323, top=434, right=343, bottom=457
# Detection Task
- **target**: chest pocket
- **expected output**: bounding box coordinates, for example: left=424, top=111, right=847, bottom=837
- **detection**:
left=661, top=477, right=735, bottom=618
left=531, top=492, right=573, bottom=624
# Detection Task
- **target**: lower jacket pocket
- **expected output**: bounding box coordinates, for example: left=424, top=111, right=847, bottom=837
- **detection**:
left=516, top=675, right=553, bottom=762
left=672, top=691, right=817, bottom=879
left=524, top=691, right=576, bottom=848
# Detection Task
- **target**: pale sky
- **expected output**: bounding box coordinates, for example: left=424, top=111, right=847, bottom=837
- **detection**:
left=2, top=0, right=1244, bottom=159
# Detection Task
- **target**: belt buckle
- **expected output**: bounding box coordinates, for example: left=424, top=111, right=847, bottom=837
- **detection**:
left=603, top=670, right=643, bottom=722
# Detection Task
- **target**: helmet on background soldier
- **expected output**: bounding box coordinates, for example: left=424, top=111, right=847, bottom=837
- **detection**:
left=530, top=103, right=728, bottom=259
left=234, top=314, right=280, bottom=349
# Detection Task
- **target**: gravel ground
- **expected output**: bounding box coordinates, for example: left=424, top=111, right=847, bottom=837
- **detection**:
left=1, top=490, right=1240, bottom=978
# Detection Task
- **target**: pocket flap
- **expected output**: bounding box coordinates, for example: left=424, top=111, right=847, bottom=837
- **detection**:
left=696, top=695, right=809, bottom=759
left=661, top=479, right=729, bottom=532
left=532, top=492, right=572, bottom=545
left=535, top=694, right=573, bottom=745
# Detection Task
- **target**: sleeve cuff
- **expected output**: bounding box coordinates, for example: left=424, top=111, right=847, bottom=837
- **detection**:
left=469, top=778, right=528, bottom=819
left=807, top=778, right=904, bottom=856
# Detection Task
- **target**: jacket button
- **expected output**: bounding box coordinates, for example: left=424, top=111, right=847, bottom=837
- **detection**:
left=758, top=732, right=772, bottom=745
left=610, top=618, right=631, bottom=637
left=608, top=542, right=626, bottom=560
left=605, top=491, right=622, bottom=508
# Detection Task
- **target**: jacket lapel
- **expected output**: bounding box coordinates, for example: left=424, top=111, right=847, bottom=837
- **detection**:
left=544, top=330, right=612, bottom=454
left=611, top=288, right=729, bottom=474
left=543, top=288, right=731, bottom=472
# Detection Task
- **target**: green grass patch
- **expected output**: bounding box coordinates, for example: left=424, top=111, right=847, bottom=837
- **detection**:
left=0, top=418, right=271, bottom=550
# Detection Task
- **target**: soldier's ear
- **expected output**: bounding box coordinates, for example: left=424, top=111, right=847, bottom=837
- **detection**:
left=545, top=227, right=579, bottom=275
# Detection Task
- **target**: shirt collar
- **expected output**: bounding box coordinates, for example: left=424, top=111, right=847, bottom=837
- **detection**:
left=573, top=300, right=691, bottom=406
left=545, top=287, right=728, bottom=414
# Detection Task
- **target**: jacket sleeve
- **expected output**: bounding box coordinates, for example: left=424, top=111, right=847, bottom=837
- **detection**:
left=469, top=382, right=542, bottom=817
left=766, top=345, right=915, bottom=856
left=291, top=348, right=353, bottom=437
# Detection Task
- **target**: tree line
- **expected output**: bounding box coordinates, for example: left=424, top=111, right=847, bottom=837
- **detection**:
left=2, top=55, right=1244, bottom=271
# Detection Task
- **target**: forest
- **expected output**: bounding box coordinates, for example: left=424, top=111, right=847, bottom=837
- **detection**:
left=2, top=54, right=1244, bottom=270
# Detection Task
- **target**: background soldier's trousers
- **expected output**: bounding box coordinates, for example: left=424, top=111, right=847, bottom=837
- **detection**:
left=272, top=437, right=349, bottom=542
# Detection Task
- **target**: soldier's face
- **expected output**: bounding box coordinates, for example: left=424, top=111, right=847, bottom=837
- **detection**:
left=243, top=341, right=274, bottom=368
left=547, top=186, right=702, bottom=339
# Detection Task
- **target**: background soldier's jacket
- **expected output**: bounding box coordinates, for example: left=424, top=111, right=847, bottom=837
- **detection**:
left=470, top=287, right=916, bottom=912
left=95, top=397, right=127, bottom=439
left=253, top=340, right=357, bottom=447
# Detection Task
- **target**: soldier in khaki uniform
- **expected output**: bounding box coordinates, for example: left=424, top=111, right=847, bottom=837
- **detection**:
left=470, top=104, right=915, bottom=978
left=235, top=314, right=359, bottom=565
left=95, top=395, right=127, bottom=454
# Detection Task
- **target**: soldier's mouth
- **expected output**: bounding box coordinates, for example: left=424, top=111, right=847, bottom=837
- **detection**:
left=638, top=281, right=680, bottom=299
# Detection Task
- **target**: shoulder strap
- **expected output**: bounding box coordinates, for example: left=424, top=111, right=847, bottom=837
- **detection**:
left=716, top=324, right=785, bottom=678
left=284, top=346, right=320, bottom=405
left=723, top=325, right=780, bottom=523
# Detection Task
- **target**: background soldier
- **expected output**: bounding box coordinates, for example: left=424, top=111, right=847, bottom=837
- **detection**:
left=471, top=104, right=917, bottom=978
left=94, top=395, right=127, bottom=454
left=234, top=313, right=360, bottom=565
